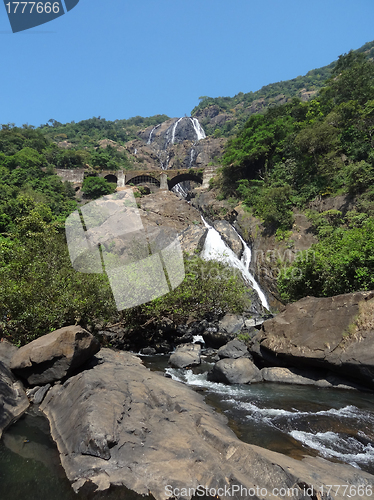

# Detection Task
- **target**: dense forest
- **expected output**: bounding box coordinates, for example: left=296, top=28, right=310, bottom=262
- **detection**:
left=215, top=49, right=374, bottom=302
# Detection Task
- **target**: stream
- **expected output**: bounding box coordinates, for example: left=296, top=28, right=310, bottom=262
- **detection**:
left=2, top=359, right=374, bottom=499
left=144, top=355, right=374, bottom=475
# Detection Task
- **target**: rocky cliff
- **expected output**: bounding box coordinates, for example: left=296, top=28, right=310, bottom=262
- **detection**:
left=118, top=117, right=225, bottom=173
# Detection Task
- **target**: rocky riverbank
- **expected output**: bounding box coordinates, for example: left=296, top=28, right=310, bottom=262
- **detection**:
left=2, top=326, right=374, bottom=499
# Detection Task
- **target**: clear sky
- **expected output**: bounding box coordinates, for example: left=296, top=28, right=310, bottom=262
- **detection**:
left=1, top=0, right=374, bottom=127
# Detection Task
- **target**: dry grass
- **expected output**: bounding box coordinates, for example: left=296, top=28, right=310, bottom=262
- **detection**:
left=345, top=297, right=374, bottom=344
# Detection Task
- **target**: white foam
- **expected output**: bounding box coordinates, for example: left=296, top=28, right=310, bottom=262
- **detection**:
left=192, top=335, right=205, bottom=344
left=290, top=430, right=374, bottom=468
left=165, top=368, right=251, bottom=397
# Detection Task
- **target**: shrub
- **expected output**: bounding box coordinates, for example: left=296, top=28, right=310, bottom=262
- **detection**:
left=82, top=176, right=116, bottom=199
left=122, top=255, right=251, bottom=326
left=0, top=233, right=118, bottom=345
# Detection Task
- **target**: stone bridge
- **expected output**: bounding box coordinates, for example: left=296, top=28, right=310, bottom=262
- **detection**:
left=55, top=167, right=216, bottom=191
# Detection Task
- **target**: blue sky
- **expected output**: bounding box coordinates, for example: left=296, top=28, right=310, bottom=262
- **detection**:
left=1, top=0, right=374, bottom=127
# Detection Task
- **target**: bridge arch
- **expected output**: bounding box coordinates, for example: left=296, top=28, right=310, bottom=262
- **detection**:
left=126, top=175, right=160, bottom=187
left=168, top=173, right=203, bottom=190
left=104, top=174, right=118, bottom=184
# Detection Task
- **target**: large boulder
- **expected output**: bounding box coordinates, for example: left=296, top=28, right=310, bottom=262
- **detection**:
left=178, top=224, right=208, bottom=254
left=207, top=357, right=263, bottom=384
left=10, top=326, right=100, bottom=386
left=217, top=339, right=249, bottom=359
left=40, top=348, right=374, bottom=499
left=252, top=291, right=374, bottom=388
left=168, top=343, right=201, bottom=368
left=218, top=314, right=245, bottom=335
left=0, top=342, right=29, bottom=438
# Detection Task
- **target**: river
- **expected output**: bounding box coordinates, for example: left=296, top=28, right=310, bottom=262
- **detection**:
left=1, top=354, right=374, bottom=499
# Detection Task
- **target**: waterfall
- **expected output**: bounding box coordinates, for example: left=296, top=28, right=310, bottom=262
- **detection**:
left=160, top=153, right=170, bottom=170
left=201, top=217, right=270, bottom=310
left=147, top=124, right=160, bottom=145
left=172, top=183, right=189, bottom=198
left=189, top=148, right=196, bottom=167
left=171, top=117, right=183, bottom=144
left=190, top=117, right=206, bottom=141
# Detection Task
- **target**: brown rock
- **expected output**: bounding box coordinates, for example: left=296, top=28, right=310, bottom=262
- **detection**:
left=208, top=357, right=263, bottom=384
left=253, top=291, right=374, bottom=388
left=40, top=349, right=373, bottom=499
left=10, top=325, right=100, bottom=385
left=0, top=343, right=29, bottom=438
left=169, top=343, right=201, bottom=368
left=213, top=220, right=243, bottom=258
left=217, top=339, right=249, bottom=359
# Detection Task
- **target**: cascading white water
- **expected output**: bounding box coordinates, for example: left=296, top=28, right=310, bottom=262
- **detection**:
left=190, top=117, right=206, bottom=141
left=172, top=183, right=189, bottom=198
left=171, top=117, right=183, bottom=144
left=189, top=148, right=196, bottom=167
left=201, top=217, right=270, bottom=310
left=147, top=124, right=160, bottom=145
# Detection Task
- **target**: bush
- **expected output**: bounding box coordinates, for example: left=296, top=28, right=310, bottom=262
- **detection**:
left=122, top=255, right=251, bottom=327
left=82, top=176, right=116, bottom=199
left=0, top=233, right=118, bottom=345
left=278, top=218, right=374, bottom=301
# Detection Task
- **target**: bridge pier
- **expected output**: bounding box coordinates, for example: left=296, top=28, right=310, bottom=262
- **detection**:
left=160, top=172, right=168, bottom=190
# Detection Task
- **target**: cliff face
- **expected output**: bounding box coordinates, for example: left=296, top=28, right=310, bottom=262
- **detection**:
left=120, top=117, right=226, bottom=173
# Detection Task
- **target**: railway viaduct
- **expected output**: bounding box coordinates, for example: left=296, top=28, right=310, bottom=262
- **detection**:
left=55, top=166, right=216, bottom=191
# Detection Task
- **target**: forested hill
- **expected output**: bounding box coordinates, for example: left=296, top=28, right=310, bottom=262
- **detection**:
left=215, top=48, right=374, bottom=303
left=191, top=40, right=374, bottom=137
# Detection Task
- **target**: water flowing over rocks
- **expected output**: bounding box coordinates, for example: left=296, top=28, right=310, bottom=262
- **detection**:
left=39, top=348, right=374, bottom=499
left=0, top=342, right=29, bottom=439
left=10, top=325, right=100, bottom=386
left=251, top=291, right=374, bottom=389
left=134, top=117, right=224, bottom=172
left=213, top=220, right=243, bottom=258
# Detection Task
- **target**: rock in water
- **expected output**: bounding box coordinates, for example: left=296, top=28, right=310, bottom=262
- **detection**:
left=217, top=339, right=249, bottom=359
left=213, top=220, right=243, bottom=258
left=40, top=349, right=374, bottom=499
left=169, top=343, right=201, bottom=368
left=0, top=342, right=29, bottom=438
left=208, top=358, right=263, bottom=384
left=10, top=325, right=100, bottom=385
left=253, top=291, right=374, bottom=388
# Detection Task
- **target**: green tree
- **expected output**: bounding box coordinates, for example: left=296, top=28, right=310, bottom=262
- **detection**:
left=82, top=176, right=116, bottom=199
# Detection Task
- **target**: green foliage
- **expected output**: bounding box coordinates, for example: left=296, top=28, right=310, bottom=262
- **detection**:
left=218, top=49, right=374, bottom=234
left=40, top=114, right=170, bottom=150
left=0, top=233, right=118, bottom=345
left=82, top=176, right=116, bottom=199
left=191, top=41, right=374, bottom=139
left=122, top=256, right=250, bottom=326
left=278, top=218, right=374, bottom=301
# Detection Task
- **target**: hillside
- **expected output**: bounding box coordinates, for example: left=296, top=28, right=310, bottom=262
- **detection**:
left=213, top=48, right=374, bottom=303
left=2, top=40, right=374, bottom=343
left=191, top=40, right=374, bottom=137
